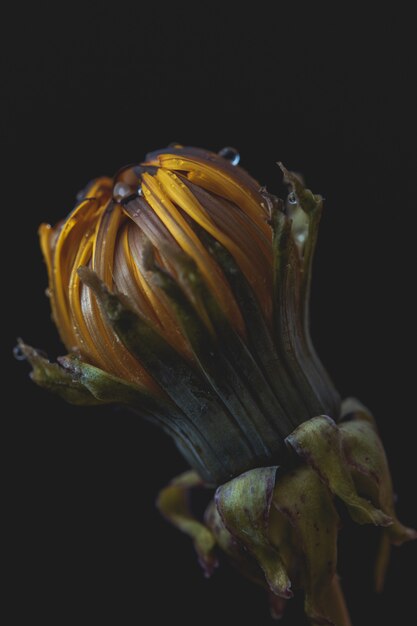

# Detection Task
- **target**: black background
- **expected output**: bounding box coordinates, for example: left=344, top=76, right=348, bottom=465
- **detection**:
left=4, top=5, right=416, bottom=625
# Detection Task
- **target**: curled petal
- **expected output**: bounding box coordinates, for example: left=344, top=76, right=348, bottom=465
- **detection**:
left=344, top=410, right=416, bottom=550
left=215, top=467, right=292, bottom=598
left=340, top=411, right=416, bottom=543
left=157, top=153, right=271, bottom=237
left=286, top=415, right=392, bottom=526
left=340, top=399, right=416, bottom=591
left=273, top=466, right=339, bottom=625
left=205, top=500, right=266, bottom=586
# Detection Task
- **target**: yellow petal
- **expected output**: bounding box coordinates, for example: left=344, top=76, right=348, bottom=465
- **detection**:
left=156, top=168, right=272, bottom=322
left=141, top=173, right=245, bottom=335
left=158, top=154, right=271, bottom=238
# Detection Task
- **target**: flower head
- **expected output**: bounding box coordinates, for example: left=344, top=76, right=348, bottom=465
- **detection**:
left=23, top=145, right=340, bottom=484
left=18, top=145, right=415, bottom=624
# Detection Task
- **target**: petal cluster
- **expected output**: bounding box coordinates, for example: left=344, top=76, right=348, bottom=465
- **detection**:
left=24, top=146, right=340, bottom=483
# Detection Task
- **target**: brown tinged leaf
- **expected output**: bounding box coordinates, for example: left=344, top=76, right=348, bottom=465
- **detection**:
left=340, top=414, right=416, bottom=543
left=204, top=500, right=266, bottom=587
left=286, top=415, right=392, bottom=527
left=273, top=466, right=340, bottom=625
left=339, top=399, right=416, bottom=591
left=215, top=467, right=292, bottom=599
left=16, top=340, right=105, bottom=406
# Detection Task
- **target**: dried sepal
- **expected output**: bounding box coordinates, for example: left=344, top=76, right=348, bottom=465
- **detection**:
left=156, top=471, right=218, bottom=577
left=340, top=398, right=416, bottom=591
left=215, top=467, right=292, bottom=598
left=17, top=340, right=105, bottom=406
left=286, top=415, right=392, bottom=526
left=273, top=466, right=340, bottom=625
left=204, top=500, right=266, bottom=587
left=340, top=413, right=416, bottom=543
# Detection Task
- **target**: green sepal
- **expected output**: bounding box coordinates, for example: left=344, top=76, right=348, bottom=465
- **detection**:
left=275, top=168, right=341, bottom=420
left=278, top=163, right=322, bottom=306
left=78, top=266, right=255, bottom=485
left=286, top=415, right=392, bottom=526
left=18, top=337, right=230, bottom=486
left=19, top=339, right=180, bottom=417
left=165, top=246, right=295, bottom=437
left=17, top=340, right=105, bottom=406
left=201, top=231, right=307, bottom=426
left=206, top=495, right=290, bottom=619
left=58, top=354, right=162, bottom=409
left=273, top=465, right=340, bottom=625
left=272, top=205, right=332, bottom=418
left=146, top=248, right=278, bottom=456
left=215, top=467, right=292, bottom=598
left=340, top=409, right=416, bottom=543
left=340, top=398, right=416, bottom=591
left=204, top=500, right=266, bottom=587
left=146, top=245, right=294, bottom=462
left=156, top=471, right=218, bottom=577
left=279, top=163, right=323, bottom=216
left=58, top=354, right=202, bottom=457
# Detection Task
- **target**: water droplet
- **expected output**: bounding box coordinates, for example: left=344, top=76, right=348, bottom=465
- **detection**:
left=76, top=189, right=86, bottom=202
left=287, top=192, right=297, bottom=205
left=13, top=344, right=26, bottom=361
left=137, top=186, right=143, bottom=197
left=218, top=147, right=240, bottom=166
left=45, top=287, right=51, bottom=298
left=296, top=232, right=307, bottom=244
left=113, top=182, right=133, bottom=202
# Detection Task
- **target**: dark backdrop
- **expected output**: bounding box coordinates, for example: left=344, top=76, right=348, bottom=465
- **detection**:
left=4, top=5, right=416, bottom=625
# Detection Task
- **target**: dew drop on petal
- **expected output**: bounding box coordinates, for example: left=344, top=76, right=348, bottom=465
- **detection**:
left=76, top=188, right=86, bottom=202
left=113, top=182, right=134, bottom=202
left=218, top=147, right=240, bottom=166
left=137, top=186, right=143, bottom=197
left=287, top=192, right=297, bottom=205
left=13, top=345, right=26, bottom=361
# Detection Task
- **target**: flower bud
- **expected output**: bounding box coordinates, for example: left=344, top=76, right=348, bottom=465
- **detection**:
left=18, top=146, right=415, bottom=624
left=23, top=146, right=340, bottom=484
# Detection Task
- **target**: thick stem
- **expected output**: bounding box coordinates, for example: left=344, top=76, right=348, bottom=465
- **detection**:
left=315, top=575, right=352, bottom=626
